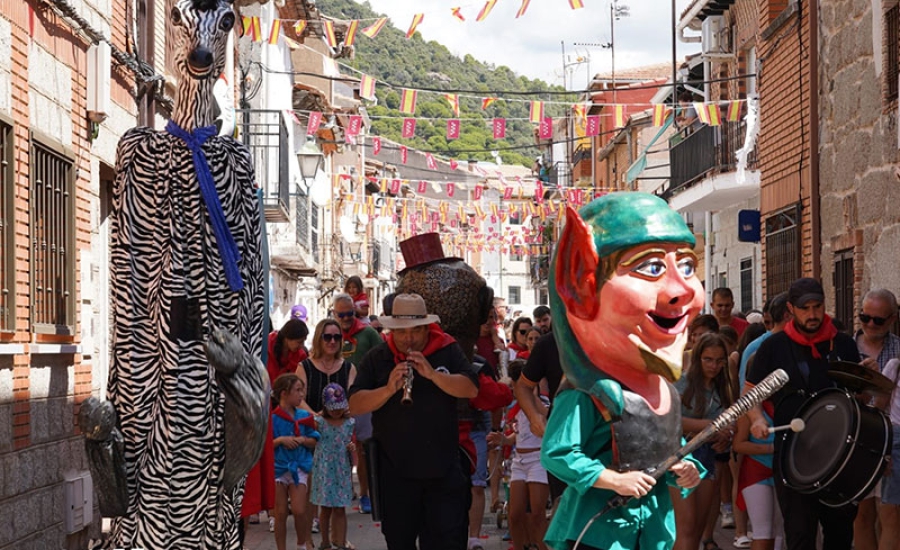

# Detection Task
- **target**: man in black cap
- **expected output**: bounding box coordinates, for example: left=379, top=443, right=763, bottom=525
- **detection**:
left=745, top=277, right=861, bottom=550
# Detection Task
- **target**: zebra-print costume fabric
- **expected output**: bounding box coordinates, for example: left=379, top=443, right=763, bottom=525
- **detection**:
left=107, top=126, right=264, bottom=550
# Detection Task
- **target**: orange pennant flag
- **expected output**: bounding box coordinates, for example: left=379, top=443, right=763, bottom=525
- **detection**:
left=242, top=16, right=252, bottom=37
left=293, top=20, right=307, bottom=36
left=482, top=97, right=497, bottom=110
left=359, top=75, right=376, bottom=100
left=652, top=104, right=669, bottom=127
left=451, top=7, right=466, bottom=21
left=268, top=19, right=281, bottom=44
left=727, top=100, right=742, bottom=122
left=361, top=17, right=388, bottom=38
left=322, top=20, right=338, bottom=49
left=406, top=13, right=424, bottom=39
left=476, top=0, right=498, bottom=22
left=516, top=0, right=531, bottom=18
left=569, top=0, right=585, bottom=9
left=614, top=104, right=625, bottom=128
left=400, top=89, right=418, bottom=114
left=344, top=20, right=359, bottom=47
left=530, top=101, right=544, bottom=124
left=445, top=94, right=460, bottom=117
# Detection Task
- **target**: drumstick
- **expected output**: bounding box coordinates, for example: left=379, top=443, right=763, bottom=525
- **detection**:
left=768, top=418, right=806, bottom=433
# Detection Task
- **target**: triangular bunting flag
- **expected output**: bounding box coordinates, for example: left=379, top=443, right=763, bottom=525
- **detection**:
left=406, top=13, right=424, bottom=39
left=482, top=97, right=497, bottom=110
left=361, top=17, right=387, bottom=38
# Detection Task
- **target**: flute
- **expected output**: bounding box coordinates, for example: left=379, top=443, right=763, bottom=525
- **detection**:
left=401, top=350, right=414, bottom=406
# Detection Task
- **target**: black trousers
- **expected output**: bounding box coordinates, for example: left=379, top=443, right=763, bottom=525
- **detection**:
left=775, top=477, right=857, bottom=550
left=379, top=459, right=470, bottom=550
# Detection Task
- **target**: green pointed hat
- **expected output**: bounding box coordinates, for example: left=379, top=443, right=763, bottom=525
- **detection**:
left=581, top=192, right=695, bottom=257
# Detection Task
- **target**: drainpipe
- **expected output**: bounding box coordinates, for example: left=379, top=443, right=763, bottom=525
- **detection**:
left=808, top=0, right=821, bottom=279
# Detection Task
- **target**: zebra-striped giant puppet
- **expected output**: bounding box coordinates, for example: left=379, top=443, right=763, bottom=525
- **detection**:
left=79, top=1, right=268, bottom=548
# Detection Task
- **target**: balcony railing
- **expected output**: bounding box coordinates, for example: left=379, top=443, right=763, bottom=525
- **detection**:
left=238, top=109, right=290, bottom=223
left=662, top=120, right=757, bottom=199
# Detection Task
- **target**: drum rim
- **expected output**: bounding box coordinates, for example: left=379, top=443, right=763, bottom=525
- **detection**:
left=819, top=410, right=892, bottom=508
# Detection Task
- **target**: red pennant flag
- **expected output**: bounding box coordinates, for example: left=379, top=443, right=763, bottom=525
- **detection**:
left=516, top=0, right=531, bottom=18
left=474, top=185, right=483, bottom=200
left=361, top=17, right=387, bottom=38
left=493, top=118, right=506, bottom=139
left=482, top=97, right=497, bottom=110
left=359, top=74, right=376, bottom=100
left=539, top=117, right=553, bottom=139
left=417, top=180, right=427, bottom=193
left=406, top=13, right=424, bottom=39
left=344, top=20, right=359, bottom=47
left=425, top=153, right=437, bottom=170
left=447, top=182, right=455, bottom=198
left=400, top=146, right=408, bottom=164
left=447, top=119, right=461, bottom=140
left=476, top=0, right=498, bottom=21
left=586, top=115, right=600, bottom=136
left=322, top=20, right=338, bottom=49
left=450, top=159, right=459, bottom=170
left=390, top=179, right=402, bottom=194
left=400, top=89, right=418, bottom=114
left=307, top=111, right=323, bottom=136
left=402, top=118, right=416, bottom=138
left=503, top=187, right=513, bottom=200
left=535, top=181, right=544, bottom=203
left=451, top=7, right=465, bottom=21
left=372, top=136, right=382, bottom=155
left=530, top=101, right=544, bottom=123
left=346, top=115, right=362, bottom=136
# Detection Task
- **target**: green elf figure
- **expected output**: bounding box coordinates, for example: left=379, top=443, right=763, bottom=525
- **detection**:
left=541, top=192, right=705, bottom=550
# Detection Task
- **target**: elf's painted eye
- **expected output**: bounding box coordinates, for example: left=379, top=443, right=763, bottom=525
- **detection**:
left=632, top=258, right=665, bottom=278
left=677, top=257, right=696, bottom=278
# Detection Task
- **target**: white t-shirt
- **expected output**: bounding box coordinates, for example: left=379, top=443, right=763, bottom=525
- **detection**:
left=883, top=358, right=900, bottom=425
left=515, top=395, right=551, bottom=449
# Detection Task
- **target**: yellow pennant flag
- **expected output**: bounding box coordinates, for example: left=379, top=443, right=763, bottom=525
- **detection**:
left=727, top=100, right=742, bottom=122
left=400, top=89, right=418, bottom=114
left=516, top=0, right=532, bottom=18
left=614, top=104, right=625, bottom=128
left=693, top=102, right=711, bottom=125
left=707, top=103, right=721, bottom=126
left=268, top=19, right=281, bottom=45
left=252, top=17, right=262, bottom=42
left=322, top=20, right=338, bottom=49
left=652, top=104, right=669, bottom=127
left=445, top=94, right=460, bottom=117
left=530, top=101, right=544, bottom=123
left=401, top=201, right=408, bottom=220
left=476, top=0, right=498, bottom=22
left=344, top=20, right=359, bottom=47
left=482, top=97, right=497, bottom=110
left=359, top=75, right=376, bottom=100
left=361, top=17, right=387, bottom=38
left=569, top=0, right=585, bottom=9
left=294, top=20, right=307, bottom=35
left=406, top=13, right=424, bottom=39
left=242, top=16, right=252, bottom=37
left=572, top=103, right=587, bottom=123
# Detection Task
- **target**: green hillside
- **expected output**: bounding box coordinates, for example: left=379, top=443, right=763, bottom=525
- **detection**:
left=327, top=0, right=572, bottom=167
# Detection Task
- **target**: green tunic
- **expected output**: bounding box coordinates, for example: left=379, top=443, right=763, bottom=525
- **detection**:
left=343, top=325, right=383, bottom=367
left=541, top=388, right=703, bottom=550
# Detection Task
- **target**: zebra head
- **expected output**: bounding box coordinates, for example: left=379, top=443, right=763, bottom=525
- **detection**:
left=170, top=0, right=236, bottom=80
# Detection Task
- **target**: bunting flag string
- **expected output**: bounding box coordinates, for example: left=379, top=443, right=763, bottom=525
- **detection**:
left=406, top=13, right=425, bottom=39
left=322, top=20, right=338, bottom=49
left=361, top=17, right=388, bottom=38
left=344, top=20, right=360, bottom=47
left=482, top=97, right=498, bottom=110
left=400, top=89, right=418, bottom=114
left=476, top=0, right=498, bottom=22
left=445, top=93, right=461, bottom=117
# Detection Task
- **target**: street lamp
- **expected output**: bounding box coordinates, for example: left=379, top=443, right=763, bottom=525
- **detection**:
left=296, top=140, right=324, bottom=194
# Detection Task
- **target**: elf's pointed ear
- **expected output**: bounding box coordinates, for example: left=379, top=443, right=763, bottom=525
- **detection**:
left=554, top=206, right=599, bottom=320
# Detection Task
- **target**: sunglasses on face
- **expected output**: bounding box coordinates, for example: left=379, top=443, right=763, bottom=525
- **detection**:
left=336, top=311, right=355, bottom=319
left=322, top=333, right=343, bottom=342
left=375, top=326, right=384, bottom=333
left=518, top=329, right=530, bottom=335
left=859, top=313, right=891, bottom=326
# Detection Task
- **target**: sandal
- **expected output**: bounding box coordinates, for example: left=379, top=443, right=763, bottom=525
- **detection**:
left=733, top=535, right=752, bottom=549
left=703, top=539, right=722, bottom=550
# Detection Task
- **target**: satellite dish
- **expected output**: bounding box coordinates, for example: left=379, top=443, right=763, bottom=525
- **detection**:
left=309, top=171, right=331, bottom=207
left=339, top=216, right=357, bottom=243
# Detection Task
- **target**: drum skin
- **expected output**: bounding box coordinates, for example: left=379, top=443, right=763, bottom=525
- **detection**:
left=780, top=388, right=892, bottom=507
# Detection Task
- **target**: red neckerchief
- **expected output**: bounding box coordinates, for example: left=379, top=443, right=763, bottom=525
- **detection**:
left=342, top=317, right=367, bottom=343
left=508, top=342, right=527, bottom=353
left=273, top=406, right=316, bottom=435
left=386, top=323, right=457, bottom=363
left=784, top=314, right=838, bottom=359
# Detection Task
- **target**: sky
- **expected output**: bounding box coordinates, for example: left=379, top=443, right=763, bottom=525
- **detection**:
left=360, top=0, right=698, bottom=89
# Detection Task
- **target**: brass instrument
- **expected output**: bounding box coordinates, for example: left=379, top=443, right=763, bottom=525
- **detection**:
left=401, top=352, right=414, bottom=406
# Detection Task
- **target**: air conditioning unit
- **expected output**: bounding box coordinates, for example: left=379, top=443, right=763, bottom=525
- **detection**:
left=701, top=16, right=727, bottom=55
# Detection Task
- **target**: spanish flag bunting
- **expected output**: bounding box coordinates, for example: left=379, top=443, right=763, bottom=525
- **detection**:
left=516, top=0, right=531, bottom=18
left=400, top=89, right=418, bottom=114
left=707, top=103, right=721, bottom=126
left=652, top=104, right=669, bottom=127
left=491, top=203, right=499, bottom=218
left=268, top=19, right=281, bottom=45
left=458, top=206, right=466, bottom=220
left=693, top=102, right=711, bottom=125
left=451, top=7, right=466, bottom=21
left=293, top=20, right=307, bottom=35
left=476, top=0, right=498, bottom=22
left=445, top=94, right=460, bottom=117
left=614, top=104, right=625, bottom=128
left=727, top=100, right=742, bottom=122
left=401, top=201, right=408, bottom=219
left=361, top=17, right=387, bottom=38
left=406, top=13, right=424, bottom=39
left=569, top=0, right=585, bottom=8
left=474, top=203, right=485, bottom=219
left=359, top=74, right=376, bottom=100
left=322, top=20, right=338, bottom=49
left=241, top=16, right=252, bottom=38
left=380, top=178, right=388, bottom=193
left=530, top=101, right=544, bottom=124
left=344, top=20, right=359, bottom=47
left=251, top=17, right=262, bottom=42
left=572, top=103, right=587, bottom=123
left=482, top=97, right=498, bottom=110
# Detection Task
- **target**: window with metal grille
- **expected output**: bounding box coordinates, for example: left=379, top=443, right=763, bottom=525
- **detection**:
left=833, top=250, right=854, bottom=332
left=0, top=118, right=13, bottom=331
left=886, top=3, right=899, bottom=102
left=509, top=286, right=521, bottom=305
left=30, top=137, right=75, bottom=333
left=740, top=258, right=753, bottom=313
left=310, top=204, right=319, bottom=264
left=764, top=205, right=800, bottom=299
left=296, top=194, right=309, bottom=250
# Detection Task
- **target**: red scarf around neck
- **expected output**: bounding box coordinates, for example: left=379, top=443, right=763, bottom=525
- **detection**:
left=273, top=406, right=316, bottom=435
left=784, top=314, right=838, bottom=359
left=386, top=323, right=457, bottom=363
left=342, top=317, right=367, bottom=343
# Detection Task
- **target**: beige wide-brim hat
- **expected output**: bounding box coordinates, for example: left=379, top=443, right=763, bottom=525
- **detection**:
left=379, top=293, right=441, bottom=329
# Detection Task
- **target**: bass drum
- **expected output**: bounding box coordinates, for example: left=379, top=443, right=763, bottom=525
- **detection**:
left=779, top=388, right=892, bottom=507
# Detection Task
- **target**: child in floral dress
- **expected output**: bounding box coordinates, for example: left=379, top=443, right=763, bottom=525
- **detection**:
left=311, top=383, right=356, bottom=550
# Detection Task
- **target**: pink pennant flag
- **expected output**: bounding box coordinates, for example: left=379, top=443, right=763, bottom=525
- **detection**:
left=450, top=159, right=459, bottom=170
left=390, top=179, right=401, bottom=194
left=447, top=119, right=461, bottom=140
left=417, top=180, right=427, bottom=193
left=346, top=115, right=362, bottom=136
left=307, top=111, right=323, bottom=136
left=586, top=115, right=599, bottom=136
left=400, top=146, right=408, bottom=164
left=539, top=117, right=553, bottom=139
left=492, top=118, right=506, bottom=139
left=535, top=181, right=544, bottom=204
left=474, top=185, right=483, bottom=200
left=425, top=153, right=437, bottom=170
left=447, top=182, right=456, bottom=198
left=503, top=187, right=513, bottom=200
left=372, top=136, right=382, bottom=155
left=402, top=118, right=416, bottom=138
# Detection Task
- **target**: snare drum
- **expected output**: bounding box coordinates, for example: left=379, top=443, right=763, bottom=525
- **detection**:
left=779, top=388, right=892, bottom=507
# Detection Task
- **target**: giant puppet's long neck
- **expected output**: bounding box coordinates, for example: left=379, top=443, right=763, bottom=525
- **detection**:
left=171, top=75, right=218, bottom=130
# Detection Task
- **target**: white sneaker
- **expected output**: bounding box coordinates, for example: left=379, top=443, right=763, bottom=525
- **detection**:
left=720, top=504, right=735, bottom=528
left=268, top=517, right=275, bottom=532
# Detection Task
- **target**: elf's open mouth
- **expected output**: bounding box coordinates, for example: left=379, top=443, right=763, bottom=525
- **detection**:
left=649, top=313, right=685, bottom=331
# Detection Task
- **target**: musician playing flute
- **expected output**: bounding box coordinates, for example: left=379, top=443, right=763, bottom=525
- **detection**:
left=540, top=193, right=704, bottom=550
left=349, top=293, right=478, bottom=550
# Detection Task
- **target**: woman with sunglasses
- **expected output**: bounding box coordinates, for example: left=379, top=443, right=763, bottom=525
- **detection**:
left=298, top=319, right=357, bottom=414
left=507, top=317, right=533, bottom=361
